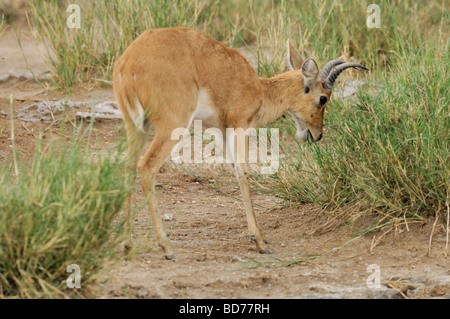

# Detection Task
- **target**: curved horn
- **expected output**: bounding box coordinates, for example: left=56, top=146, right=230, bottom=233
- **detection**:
left=319, top=60, right=346, bottom=81
left=323, top=62, right=369, bottom=91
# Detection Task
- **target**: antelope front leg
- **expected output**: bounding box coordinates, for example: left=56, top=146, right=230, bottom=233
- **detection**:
left=234, top=162, right=272, bottom=254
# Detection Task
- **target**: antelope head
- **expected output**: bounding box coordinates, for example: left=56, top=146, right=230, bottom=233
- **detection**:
left=284, top=40, right=368, bottom=142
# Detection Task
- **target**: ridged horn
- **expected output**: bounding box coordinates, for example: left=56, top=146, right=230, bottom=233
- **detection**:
left=323, top=62, right=369, bottom=91
left=319, top=60, right=346, bottom=81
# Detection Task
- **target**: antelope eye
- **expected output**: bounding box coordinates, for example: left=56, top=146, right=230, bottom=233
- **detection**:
left=320, top=96, right=327, bottom=105
left=305, top=87, right=310, bottom=94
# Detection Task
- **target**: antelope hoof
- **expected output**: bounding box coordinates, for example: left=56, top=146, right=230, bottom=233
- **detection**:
left=250, top=235, right=270, bottom=244
left=159, top=242, right=176, bottom=261
left=259, top=249, right=273, bottom=254
left=165, top=254, right=178, bottom=261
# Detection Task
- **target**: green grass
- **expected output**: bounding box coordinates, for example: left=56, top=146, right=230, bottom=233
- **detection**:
left=0, top=12, right=6, bottom=35
left=0, top=122, right=132, bottom=298
left=262, top=41, right=449, bottom=221
left=265, top=1, right=448, bottom=221
left=28, top=0, right=220, bottom=88
left=27, top=0, right=448, bottom=84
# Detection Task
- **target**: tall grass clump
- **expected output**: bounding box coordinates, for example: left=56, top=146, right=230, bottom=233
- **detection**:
left=28, top=0, right=219, bottom=88
left=28, top=0, right=445, bottom=87
left=263, top=39, right=449, bottom=220
left=251, top=1, right=449, bottom=222
left=0, top=132, right=132, bottom=298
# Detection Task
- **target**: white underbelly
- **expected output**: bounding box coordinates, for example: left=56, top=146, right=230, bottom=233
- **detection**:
left=193, top=87, right=218, bottom=128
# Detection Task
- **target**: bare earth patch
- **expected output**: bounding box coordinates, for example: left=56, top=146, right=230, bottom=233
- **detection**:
left=98, top=171, right=449, bottom=299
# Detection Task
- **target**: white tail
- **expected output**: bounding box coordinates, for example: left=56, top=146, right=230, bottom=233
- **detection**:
left=113, top=28, right=367, bottom=259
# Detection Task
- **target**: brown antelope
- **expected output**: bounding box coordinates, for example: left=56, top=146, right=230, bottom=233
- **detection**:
left=113, top=28, right=367, bottom=259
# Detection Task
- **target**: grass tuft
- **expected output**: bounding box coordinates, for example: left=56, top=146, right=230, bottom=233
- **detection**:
left=260, top=40, right=449, bottom=221
left=0, top=118, right=132, bottom=298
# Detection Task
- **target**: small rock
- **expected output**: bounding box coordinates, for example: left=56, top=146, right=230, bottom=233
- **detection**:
left=75, top=101, right=122, bottom=121
left=163, top=214, right=173, bottom=221
left=334, top=80, right=383, bottom=99
left=0, top=73, right=11, bottom=83
left=231, top=256, right=246, bottom=263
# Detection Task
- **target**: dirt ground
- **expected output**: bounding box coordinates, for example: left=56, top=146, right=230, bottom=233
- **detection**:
left=0, top=27, right=448, bottom=299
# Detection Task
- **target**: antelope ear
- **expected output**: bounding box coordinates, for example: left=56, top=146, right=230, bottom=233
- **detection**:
left=301, top=58, right=319, bottom=80
left=284, top=40, right=304, bottom=71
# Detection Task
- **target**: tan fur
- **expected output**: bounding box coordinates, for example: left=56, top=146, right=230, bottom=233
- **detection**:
left=113, top=28, right=332, bottom=258
left=285, top=39, right=304, bottom=71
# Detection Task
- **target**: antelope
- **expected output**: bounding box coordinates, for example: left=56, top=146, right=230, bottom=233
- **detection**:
left=113, top=28, right=368, bottom=260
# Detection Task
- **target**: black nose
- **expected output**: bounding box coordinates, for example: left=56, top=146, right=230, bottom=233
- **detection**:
left=316, top=133, right=323, bottom=142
